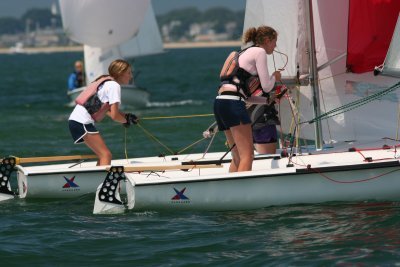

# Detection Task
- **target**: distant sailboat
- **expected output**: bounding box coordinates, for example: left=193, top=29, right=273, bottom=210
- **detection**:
left=60, top=0, right=164, bottom=108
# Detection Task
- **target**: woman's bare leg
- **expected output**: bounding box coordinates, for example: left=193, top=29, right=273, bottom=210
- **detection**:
left=254, top=142, right=277, bottom=154
left=230, top=123, right=254, bottom=171
left=83, top=133, right=112, bottom=166
left=224, top=130, right=239, bottom=172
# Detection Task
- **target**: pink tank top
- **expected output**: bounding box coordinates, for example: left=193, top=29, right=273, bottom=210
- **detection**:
left=223, top=46, right=276, bottom=93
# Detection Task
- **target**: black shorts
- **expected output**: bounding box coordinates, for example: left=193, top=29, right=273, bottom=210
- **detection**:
left=214, top=96, right=251, bottom=131
left=68, top=120, right=99, bottom=144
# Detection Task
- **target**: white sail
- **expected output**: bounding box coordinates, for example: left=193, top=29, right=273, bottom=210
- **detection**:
left=245, top=0, right=400, bottom=144
left=59, top=0, right=150, bottom=48
left=84, top=45, right=122, bottom=83
left=83, top=1, right=163, bottom=83
left=243, top=0, right=308, bottom=79
left=382, top=14, right=400, bottom=78
left=119, top=3, right=163, bottom=59
left=300, top=0, right=399, bottom=143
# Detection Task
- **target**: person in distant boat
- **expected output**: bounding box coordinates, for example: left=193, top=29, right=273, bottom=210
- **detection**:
left=68, top=59, right=139, bottom=166
left=213, top=25, right=281, bottom=172
left=67, top=60, right=85, bottom=91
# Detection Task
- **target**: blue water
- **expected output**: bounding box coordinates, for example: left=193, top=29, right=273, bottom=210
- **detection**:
left=1, top=48, right=400, bottom=266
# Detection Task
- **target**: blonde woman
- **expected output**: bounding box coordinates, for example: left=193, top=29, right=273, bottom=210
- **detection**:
left=68, top=59, right=138, bottom=165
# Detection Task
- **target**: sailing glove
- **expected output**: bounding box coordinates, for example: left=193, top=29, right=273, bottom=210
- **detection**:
left=123, top=113, right=138, bottom=127
left=202, top=122, right=218, bottom=138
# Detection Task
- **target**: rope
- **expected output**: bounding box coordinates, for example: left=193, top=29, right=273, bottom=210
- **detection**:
left=141, top=114, right=214, bottom=120
left=177, top=137, right=206, bottom=154
left=272, top=49, right=289, bottom=71
left=136, top=123, right=175, bottom=155
left=202, top=130, right=218, bottom=159
left=318, top=78, right=333, bottom=142
left=306, top=81, right=400, bottom=124
left=124, top=127, right=129, bottom=160
left=135, top=122, right=211, bottom=156
left=397, top=102, right=400, bottom=143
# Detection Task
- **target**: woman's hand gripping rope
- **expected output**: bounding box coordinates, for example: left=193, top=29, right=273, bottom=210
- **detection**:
left=265, top=84, right=288, bottom=105
left=123, top=113, right=139, bottom=128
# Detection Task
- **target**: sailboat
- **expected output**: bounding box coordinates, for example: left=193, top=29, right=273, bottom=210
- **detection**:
left=1, top=0, right=400, bottom=214
left=91, top=0, right=400, bottom=214
left=62, top=0, right=164, bottom=108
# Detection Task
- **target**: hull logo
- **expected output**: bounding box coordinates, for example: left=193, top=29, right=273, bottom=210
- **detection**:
left=171, top=187, right=190, bottom=204
left=62, top=176, right=80, bottom=191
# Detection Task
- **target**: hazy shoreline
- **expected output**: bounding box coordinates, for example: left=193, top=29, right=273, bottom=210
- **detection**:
left=0, top=41, right=242, bottom=55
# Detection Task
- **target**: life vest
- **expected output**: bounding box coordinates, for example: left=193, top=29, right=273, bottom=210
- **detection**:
left=219, top=46, right=262, bottom=98
left=75, top=76, right=114, bottom=122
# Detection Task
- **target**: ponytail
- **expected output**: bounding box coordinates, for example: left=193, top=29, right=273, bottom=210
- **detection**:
left=243, top=25, right=277, bottom=45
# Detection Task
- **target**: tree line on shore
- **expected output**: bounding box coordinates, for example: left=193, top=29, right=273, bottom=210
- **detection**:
left=0, top=6, right=244, bottom=41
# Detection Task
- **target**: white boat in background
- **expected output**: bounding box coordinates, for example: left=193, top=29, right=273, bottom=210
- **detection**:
left=61, top=0, right=164, bottom=108
left=9, top=42, right=26, bottom=54
left=1, top=0, right=400, bottom=215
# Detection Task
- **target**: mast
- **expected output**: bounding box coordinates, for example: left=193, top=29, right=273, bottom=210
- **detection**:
left=305, top=0, right=323, bottom=150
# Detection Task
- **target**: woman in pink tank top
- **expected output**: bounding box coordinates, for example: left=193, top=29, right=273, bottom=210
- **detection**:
left=214, top=26, right=281, bottom=172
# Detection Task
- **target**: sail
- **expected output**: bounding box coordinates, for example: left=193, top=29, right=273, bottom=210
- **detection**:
left=83, top=1, right=163, bottom=83
left=84, top=45, right=122, bottom=83
left=119, top=3, right=163, bottom=59
left=346, top=0, right=400, bottom=73
left=294, top=0, right=400, bottom=143
left=381, top=14, right=400, bottom=78
left=59, top=0, right=150, bottom=48
left=243, top=0, right=309, bottom=79
left=245, top=0, right=400, bottom=144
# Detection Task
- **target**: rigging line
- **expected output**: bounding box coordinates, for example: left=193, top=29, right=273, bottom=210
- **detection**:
left=279, top=79, right=302, bottom=150
left=292, top=159, right=400, bottom=184
left=397, top=103, right=400, bottom=145
left=202, top=130, right=218, bottom=159
left=318, top=71, right=347, bottom=82
left=136, top=123, right=175, bottom=155
left=177, top=137, right=206, bottom=154
left=317, top=78, right=333, bottom=143
left=277, top=103, right=286, bottom=150
left=141, top=114, right=214, bottom=120
left=396, top=103, right=400, bottom=156
left=273, top=49, right=289, bottom=71
left=306, top=81, right=400, bottom=124
left=277, top=83, right=295, bottom=150
left=124, top=127, right=129, bottom=162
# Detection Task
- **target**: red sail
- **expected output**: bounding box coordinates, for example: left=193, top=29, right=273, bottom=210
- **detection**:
left=346, top=0, right=400, bottom=73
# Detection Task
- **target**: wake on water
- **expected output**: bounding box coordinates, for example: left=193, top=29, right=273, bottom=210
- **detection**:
left=65, top=99, right=204, bottom=111
left=145, top=99, right=203, bottom=108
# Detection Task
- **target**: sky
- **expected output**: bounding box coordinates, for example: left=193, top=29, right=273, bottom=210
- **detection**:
left=0, top=0, right=246, bottom=18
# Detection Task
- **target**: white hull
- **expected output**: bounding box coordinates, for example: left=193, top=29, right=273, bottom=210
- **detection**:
left=67, top=84, right=150, bottom=108
left=13, top=152, right=229, bottom=200
left=119, top=149, right=400, bottom=212
left=4, top=145, right=400, bottom=213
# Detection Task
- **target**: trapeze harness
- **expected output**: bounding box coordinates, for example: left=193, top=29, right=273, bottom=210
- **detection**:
left=219, top=46, right=280, bottom=125
left=219, top=45, right=262, bottom=99
left=75, top=76, right=114, bottom=122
